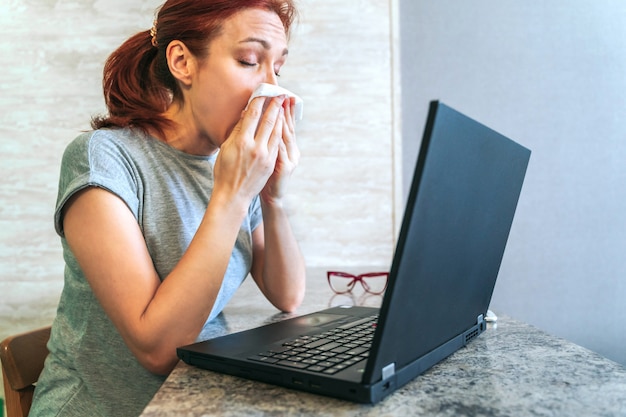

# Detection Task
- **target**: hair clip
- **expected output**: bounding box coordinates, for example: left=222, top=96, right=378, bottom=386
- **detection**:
left=150, top=19, right=158, bottom=47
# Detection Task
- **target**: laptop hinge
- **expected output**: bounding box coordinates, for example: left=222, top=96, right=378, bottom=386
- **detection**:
left=477, top=314, right=485, bottom=331
left=382, top=363, right=395, bottom=380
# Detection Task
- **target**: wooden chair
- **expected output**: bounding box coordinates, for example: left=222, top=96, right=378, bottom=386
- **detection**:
left=1, top=326, right=51, bottom=417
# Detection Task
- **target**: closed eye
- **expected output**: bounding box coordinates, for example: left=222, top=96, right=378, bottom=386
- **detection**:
left=238, top=56, right=282, bottom=77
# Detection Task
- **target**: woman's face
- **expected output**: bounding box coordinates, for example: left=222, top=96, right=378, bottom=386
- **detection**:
left=188, top=8, right=289, bottom=147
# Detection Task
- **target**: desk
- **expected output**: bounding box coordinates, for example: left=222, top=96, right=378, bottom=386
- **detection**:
left=141, top=268, right=626, bottom=416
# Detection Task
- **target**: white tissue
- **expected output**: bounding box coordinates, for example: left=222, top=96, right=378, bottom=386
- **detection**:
left=247, top=83, right=303, bottom=121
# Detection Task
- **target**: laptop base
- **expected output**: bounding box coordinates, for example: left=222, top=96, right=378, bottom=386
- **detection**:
left=178, top=306, right=486, bottom=404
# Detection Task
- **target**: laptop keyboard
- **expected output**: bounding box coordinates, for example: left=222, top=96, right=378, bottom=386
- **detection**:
left=248, top=315, right=378, bottom=375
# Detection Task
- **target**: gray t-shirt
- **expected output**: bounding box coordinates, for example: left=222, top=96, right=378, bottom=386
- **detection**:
left=30, top=128, right=262, bottom=417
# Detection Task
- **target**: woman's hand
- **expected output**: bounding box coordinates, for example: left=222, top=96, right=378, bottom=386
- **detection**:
left=260, top=96, right=300, bottom=205
left=213, top=95, right=287, bottom=206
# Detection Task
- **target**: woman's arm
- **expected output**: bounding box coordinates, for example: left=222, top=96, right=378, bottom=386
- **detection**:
left=250, top=96, right=306, bottom=312
left=63, top=187, right=247, bottom=375
left=63, top=96, right=286, bottom=375
left=250, top=203, right=306, bottom=313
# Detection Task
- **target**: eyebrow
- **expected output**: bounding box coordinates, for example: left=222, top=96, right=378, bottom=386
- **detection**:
left=239, top=37, right=289, bottom=56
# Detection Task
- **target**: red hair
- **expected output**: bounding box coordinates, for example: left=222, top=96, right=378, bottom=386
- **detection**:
left=91, top=0, right=298, bottom=137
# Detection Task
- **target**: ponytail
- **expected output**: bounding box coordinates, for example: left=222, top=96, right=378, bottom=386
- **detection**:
left=91, top=30, right=174, bottom=137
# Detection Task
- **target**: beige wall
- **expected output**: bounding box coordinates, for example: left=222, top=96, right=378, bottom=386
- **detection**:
left=0, top=0, right=398, bottom=399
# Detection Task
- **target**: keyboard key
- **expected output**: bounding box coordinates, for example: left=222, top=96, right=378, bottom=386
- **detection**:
left=346, top=347, right=369, bottom=356
left=317, top=342, right=340, bottom=352
left=277, top=360, right=309, bottom=369
left=304, top=338, right=335, bottom=349
left=274, top=354, right=290, bottom=360
left=323, top=364, right=348, bottom=374
left=248, top=355, right=280, bottom=364
left=268, top=346, right=292, bottom=354
left=329, top=346, right=350, bottom=354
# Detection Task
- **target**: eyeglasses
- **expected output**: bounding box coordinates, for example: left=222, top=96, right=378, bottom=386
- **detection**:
left=326, top=271, right=389, bottom=295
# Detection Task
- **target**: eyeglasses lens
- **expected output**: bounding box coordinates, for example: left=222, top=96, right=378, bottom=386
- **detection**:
left=328, top=273, right=355, bottom=294
left=361, top=274, right=387, bottom=294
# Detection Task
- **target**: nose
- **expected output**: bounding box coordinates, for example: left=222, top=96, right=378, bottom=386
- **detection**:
left=265, top=68, right=279, bottom=86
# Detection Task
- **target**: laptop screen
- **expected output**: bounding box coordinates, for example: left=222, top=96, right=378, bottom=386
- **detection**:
left=363, top=101, right=531, bottom=383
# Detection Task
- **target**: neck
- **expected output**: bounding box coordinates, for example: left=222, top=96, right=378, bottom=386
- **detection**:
left=151, top=103, right=220, bottom=156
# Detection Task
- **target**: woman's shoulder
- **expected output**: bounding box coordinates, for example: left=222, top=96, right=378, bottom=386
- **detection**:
left=63, top=127, right=133, bottom=154
left=62, top=127, right=215, bottom=177
left=62, top=127, right=157, bottom=164
left=57, top=128, right=154, bottom=188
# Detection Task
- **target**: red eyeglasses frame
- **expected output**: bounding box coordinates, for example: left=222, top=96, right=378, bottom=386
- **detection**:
left=326, top=271, right=389, bottom=295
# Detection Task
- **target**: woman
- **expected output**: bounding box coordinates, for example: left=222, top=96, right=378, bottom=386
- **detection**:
left=29, top=0, right=305, bottom=415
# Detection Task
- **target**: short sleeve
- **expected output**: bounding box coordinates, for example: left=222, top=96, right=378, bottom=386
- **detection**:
left=249, top=195, right=263, bottom=231
left=54, top=131, right=141, bottom=237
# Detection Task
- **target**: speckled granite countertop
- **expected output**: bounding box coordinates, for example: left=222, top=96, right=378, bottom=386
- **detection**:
left=141, top=269, right=626, bottom=416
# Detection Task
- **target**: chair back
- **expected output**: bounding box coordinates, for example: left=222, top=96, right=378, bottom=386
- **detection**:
left=0, top=326, right=51, bottom=417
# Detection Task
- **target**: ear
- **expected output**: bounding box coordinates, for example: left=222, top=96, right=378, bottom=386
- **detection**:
left=166, top=40, right=195, bottom=86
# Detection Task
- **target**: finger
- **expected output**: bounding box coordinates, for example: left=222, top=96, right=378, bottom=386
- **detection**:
left=239, top=96, right=270, bottom=138
left=281, top=107, right=299, bottom=160
left=269, top=107, right=284, bottom=153
left=281, top=106, right=295, bottom=141
left=255, top=96, right=286, bottom=144
left=278, top=137, right=290, bottom=163
left=279, top=97, right=295, bottom=135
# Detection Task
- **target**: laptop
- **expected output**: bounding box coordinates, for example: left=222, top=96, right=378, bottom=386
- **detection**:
left=177, top=100, right=531, bottom=404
